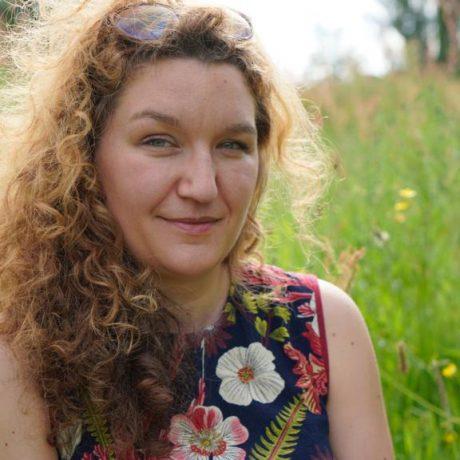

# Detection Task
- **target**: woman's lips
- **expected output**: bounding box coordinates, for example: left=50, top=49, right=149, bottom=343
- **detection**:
left=160, top=218, right=220, bottom=234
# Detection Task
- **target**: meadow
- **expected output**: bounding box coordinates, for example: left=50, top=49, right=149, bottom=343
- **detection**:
left=260, top=68, right=460, bottom=459
left=0, top=55, right=458, bottom=457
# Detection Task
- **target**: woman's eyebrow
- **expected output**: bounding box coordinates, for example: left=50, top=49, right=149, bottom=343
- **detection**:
left=129, top=109, right=180, bottom=127
left=129, top=109, right=257, bottom=137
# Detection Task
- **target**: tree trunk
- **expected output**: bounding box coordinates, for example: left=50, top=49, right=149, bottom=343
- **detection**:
left=439, top=0, right=460, bottom=74
left=437, top=6, right=449, bottom=62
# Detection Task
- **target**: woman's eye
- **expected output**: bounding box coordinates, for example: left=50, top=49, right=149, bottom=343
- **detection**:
left=220, top=140, right=250, bottom=152
left=143, top=137, right=174, bottom=148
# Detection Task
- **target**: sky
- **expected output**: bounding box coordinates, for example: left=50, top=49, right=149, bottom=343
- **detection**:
left=196, top=0, right=407, bottom=83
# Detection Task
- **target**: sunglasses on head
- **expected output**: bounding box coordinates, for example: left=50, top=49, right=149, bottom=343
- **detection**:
left=108, top=2, right=253, bottom=42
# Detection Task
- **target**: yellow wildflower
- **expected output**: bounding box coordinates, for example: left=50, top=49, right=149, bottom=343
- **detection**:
left=442, top=363, right=457, bottom=378
left=443, top=432, right=457, bottom=444
left=394, top=201, right=410, bottom=212
left=399, top=188, right=417, bottom=199
left=394, top=213, right=406, bottom=223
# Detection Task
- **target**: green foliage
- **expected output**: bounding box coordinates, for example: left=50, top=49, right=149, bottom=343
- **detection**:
left=249, top=395, right=308, bottom=460
left=261, top=70, right=460, bottom=458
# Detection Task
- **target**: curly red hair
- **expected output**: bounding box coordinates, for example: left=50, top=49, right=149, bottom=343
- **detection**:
left=0, top=0, right=334, bottom=456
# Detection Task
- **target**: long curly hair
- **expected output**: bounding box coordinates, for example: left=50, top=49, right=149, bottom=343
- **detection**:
left=0, top=0, right=335, bottom=457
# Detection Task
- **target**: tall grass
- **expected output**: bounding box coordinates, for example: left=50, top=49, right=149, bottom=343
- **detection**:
left=0, top=52, right=457, bottom=456
left=260, top=69, right=460, bottom=459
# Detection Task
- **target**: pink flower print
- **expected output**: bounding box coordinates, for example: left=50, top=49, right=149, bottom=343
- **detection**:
left=284, top=342, right=328, bottom=415
left=168, top=405, right=249, bottom=460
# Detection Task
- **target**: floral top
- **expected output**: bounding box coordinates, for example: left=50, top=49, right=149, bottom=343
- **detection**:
left=56, top=263, right=334, bottom=460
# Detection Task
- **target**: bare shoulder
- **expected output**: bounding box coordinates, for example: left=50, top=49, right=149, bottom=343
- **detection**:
left=317, top=279, right=373, bottom=350
left=0, top=339, right=58, bottom=459
left=316, top=279, right=395, bottom=460
left=317, top=279, right=365, bottom=329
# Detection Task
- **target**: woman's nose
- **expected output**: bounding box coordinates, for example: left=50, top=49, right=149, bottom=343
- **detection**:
left=176, top=147, right=219, bottom=203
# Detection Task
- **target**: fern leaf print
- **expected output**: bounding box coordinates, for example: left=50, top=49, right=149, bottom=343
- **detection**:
left=249, top=395, right=308, bottom=460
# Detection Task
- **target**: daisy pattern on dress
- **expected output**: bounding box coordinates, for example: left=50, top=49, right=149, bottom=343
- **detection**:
left=168, top=405, right=248, bottom=460
left=216, top=342, right=285, bottom=406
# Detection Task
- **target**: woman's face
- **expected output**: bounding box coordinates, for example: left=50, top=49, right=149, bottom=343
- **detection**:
left=95, top=57, right=259, bottom=280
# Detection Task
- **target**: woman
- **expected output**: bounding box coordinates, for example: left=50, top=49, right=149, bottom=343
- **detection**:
left=0, top=1, right=394, bottom=459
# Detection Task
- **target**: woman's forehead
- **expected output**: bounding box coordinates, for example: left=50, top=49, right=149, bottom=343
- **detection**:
left=113, top=57, right=257, bottom=127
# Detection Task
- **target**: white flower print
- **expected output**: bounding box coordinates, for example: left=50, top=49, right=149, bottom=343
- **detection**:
left=55, top=420, right=82, bottom=460
left=309, top=292, right=319, bottom=335
left=216, top=342, right=285, bottom=406
left=298, top=291, right=319, bottom=335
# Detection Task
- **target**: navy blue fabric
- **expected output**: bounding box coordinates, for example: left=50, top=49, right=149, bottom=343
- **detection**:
left=59, top=263, right=334, bottom=459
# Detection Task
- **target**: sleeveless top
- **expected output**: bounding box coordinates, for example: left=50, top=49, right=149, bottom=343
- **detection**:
left=55, top=263, right=334, bottom=460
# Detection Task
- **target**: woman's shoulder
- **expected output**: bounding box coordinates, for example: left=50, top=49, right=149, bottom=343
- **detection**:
left=0, top=339, right=58, bottom=459
left=316, top=278, right=367, bottom=333
left=312, top=280, right=395, bottom=457
left=315, top=278, right=376, bottom=370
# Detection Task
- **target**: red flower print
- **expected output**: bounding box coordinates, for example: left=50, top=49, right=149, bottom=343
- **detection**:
left=298, top=302, right=315, bottom=318
left=82, top=444, right=112, bottom=460
left=284, top=342, right=328, bottom=415
left=202, top=318, right=234, bottom=356
left=188, top=377, right=206, bottom=412
left=168, top=405, right=249, bottom=459
left=114, top=447, right=169, bottom=460
left=282, top=289, right=314, bottom=306
left=302, top=321, right=323, bottom=357
left=243, top=263, right=293, bottom=289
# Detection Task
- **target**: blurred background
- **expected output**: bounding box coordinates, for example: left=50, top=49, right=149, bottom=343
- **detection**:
left=1, top=0, right=459, bottom=458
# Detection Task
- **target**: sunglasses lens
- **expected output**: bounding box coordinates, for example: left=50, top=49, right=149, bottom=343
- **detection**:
left=224, top=9, right=253, bottom=40
left=114, top=4, right=178, bottom=41
left=112, top=4, right=253, bottom=42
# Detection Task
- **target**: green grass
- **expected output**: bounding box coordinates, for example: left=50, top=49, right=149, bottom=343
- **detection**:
left=1, top=59, right=457, bottom=457
left=260, top=69, right=460, bottom=459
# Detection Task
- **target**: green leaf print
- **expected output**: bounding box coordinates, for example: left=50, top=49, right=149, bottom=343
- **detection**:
left=82, top=393, right=115, bottom=459
left=249, top=395, right=308, bottom=460
left=273, top=305, right=292, bottom=323
left=254, top=316, right=268, bottom=336
left=242, top=290, right=258, bottom=314
left=269, top=326, right=290, bottom=342
left=223, top=300, right=236, bottom=324
left=255, top=291, right=274, bottom=313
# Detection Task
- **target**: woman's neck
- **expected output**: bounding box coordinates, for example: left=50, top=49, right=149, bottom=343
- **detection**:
left=157, top=263, right=231, bottom=333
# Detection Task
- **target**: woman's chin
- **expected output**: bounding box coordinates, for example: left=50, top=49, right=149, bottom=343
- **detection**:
left=149, top=254, right=225, bottom=280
